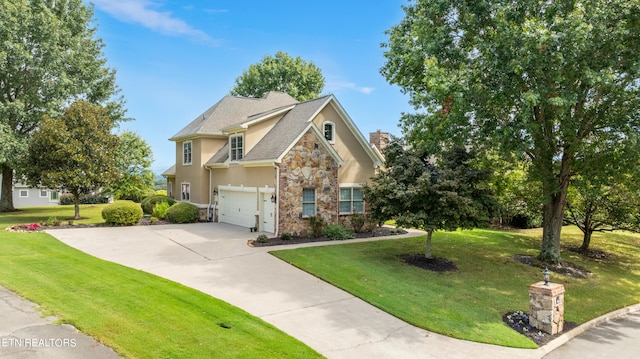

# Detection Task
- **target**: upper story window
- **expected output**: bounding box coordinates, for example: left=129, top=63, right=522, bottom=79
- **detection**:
left=323, top=122, right=335, bottom=143
left=183, top=141, right=192, bottom=165
left=230, top=134, right=244, bottom=161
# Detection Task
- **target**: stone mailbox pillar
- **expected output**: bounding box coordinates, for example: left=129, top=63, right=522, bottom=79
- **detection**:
left=529, top=282, right=565, bottom=334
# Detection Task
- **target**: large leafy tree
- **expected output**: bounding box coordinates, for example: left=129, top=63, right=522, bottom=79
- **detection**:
left=24, top=101, right=120, bottom=219
left=0, top=0, right=123, bottom=212
left=364, top=140, right=496, bottom=258
left=230, top=51, right=325, bottom=101
left=381, top=0, right=640, bottom=263
left=105, top=131, right=155, bottom=202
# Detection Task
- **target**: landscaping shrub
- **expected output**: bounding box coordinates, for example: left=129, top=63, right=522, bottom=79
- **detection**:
left=322, top=225, right=354, bottom=240
left=308, top=216, right=325, bottom=238
left=152, top=201, right=171, bottom=220
left=166, top=202, right=199, bottom=224
left=141, top=195, right=176, bottom=214
left=350, top=212, right=366, bottom=233
left=256, top=234, right=269, bottom=243
left=102, top=200, right=143, bottom=225
left=280, top=232, right=293, bottom=241
left=59, top=193, right=109, bottom=205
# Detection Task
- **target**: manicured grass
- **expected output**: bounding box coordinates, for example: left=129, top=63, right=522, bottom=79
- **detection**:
left=271, top=226, right=640, bottom=348
left=0, top=232, right=322, bottom=358
left=0, top=204, right=108, bottom=229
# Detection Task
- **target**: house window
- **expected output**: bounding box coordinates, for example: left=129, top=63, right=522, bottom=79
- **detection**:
left=302, top=188, right=316, bottom=217
left=40, top=189, right=48, bottom=198
left=50, top=191, right=59, bottom=202
left=340, top=187, right=364, bottom=214
left=230, top=134, right=244, bottom=161
left=323, top=122, right=335, bottom=143
left=181, top=183, right=190, bottom=201
left=168, top=182, right=173, bottom=198
left=19, top=190, right=28, bottom=198
left=183, top=141, right=192, bottom=165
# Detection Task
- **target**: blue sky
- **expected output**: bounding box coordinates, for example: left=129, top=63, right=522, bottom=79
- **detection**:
left=87, top=1, right=414, bottom=173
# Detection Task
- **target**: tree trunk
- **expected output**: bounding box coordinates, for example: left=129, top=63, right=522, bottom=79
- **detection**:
left=425, top=229, right=433, bottom=259
left=539, top=154, right=572, bottom=265
left=0, top=165, right=16, bottom=212
left=540, top=200, right=564, bottom=264
left=74, top=193, right=81, bottom=220
left=580, top=230, right=592, bottom=251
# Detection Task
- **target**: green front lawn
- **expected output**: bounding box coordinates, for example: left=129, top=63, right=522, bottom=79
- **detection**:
left=0, top=204, right=108, bottom=229
left=0, top=232, right=321, bottom=358
left=271, top=227, right=640, bottom=348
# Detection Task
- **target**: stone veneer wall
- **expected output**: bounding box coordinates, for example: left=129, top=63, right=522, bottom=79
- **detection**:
left=278, top=130, right=339, bottom=236
left=529, top=282, right=565, bottom=335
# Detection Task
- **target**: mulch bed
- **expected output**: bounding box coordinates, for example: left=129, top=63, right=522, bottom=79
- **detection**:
left=512, top=254, right=593, bottom=278
left=502, top=311, right=577, bottom=346
left=400, top=254, right=458, bottom=272
left=248, top=227, right=407, bottom=247
left=564, top=244, right=615, bottom=262
left=6, top=217, right=172, bottom=232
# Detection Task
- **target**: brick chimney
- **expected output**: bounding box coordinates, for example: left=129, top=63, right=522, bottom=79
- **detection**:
left=369, top=130, right=389, bottom=151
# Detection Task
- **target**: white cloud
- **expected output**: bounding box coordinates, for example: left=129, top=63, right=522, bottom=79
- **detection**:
left=326, top=79, right=375, bottom=95
left=91, top=0, right=217, bottom=45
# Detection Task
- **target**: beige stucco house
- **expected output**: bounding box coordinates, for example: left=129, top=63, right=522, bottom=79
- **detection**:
left=163, top=91, right=385, bottom=236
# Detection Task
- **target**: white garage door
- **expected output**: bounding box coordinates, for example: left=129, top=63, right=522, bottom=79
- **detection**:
left=219, top=188, right=257, bottom=228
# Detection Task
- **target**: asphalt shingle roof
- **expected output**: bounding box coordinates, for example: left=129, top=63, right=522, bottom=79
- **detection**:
left=242, top=96, right=331, bottom=162
left=169, top=92, right=298, bottom=140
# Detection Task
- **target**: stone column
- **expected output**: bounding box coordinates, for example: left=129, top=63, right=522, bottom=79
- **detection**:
left=529, top=281, right=565, bottom=335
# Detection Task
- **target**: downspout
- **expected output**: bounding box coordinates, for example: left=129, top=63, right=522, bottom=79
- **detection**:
left=274, top=163, right=280, bottom=237
left=207, top=167, right=213, bottom=222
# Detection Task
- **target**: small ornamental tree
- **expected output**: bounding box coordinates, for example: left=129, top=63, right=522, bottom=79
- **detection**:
left=106, top=131, right=155, bottom=202
left=364, top=139, right=496, bottom=258
left=230, top=51, right=325, bottom=101
left=565, top=180, right=640, bottom=251
left=565, top=135, right=640, bottom=251
left=24, top=101, right=120, bottom=219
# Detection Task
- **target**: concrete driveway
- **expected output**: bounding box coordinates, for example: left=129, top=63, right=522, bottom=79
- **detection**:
left=46, top=223, right=636, bottom=359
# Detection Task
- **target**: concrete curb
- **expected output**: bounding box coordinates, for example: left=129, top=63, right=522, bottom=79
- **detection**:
left=537, top=303, right=640, bottom=356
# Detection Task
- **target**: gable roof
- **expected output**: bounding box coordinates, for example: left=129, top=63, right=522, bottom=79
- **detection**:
left=205, top=95, right=384, bottom=168
left=169, top=91, right=298, bottom=141
left=242, top=96, right=331, bottom=162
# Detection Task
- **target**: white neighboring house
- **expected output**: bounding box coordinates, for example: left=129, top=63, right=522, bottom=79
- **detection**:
left=0, top=174, right=60, bottom=208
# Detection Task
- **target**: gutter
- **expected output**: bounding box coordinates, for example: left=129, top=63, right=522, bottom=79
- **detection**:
left=274, top=163, right=280, bottom=237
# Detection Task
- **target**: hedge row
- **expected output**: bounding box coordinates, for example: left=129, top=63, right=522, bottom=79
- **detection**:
left=100, top=198, right=199, bottom=225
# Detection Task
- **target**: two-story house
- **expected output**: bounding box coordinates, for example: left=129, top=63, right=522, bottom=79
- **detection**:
left=163, top=91, right=384, bottom=236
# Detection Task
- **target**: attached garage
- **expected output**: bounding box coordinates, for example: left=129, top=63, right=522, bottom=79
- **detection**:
left=218, top=186, right=258, bottom=228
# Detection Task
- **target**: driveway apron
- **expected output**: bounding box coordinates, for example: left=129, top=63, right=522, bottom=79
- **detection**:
left=49, top=223, right=544, bottom=359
